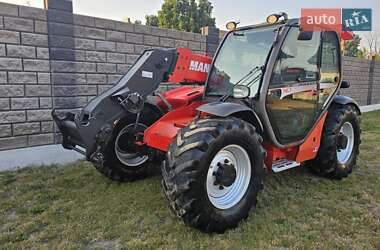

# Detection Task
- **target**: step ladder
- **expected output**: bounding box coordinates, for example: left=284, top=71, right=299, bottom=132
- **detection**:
left=272, top=159, right=300, bottom=173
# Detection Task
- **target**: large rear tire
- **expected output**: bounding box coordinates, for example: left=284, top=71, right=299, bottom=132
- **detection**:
left=93, top=108, right=161, bottom=182
left=162, top=117, right=265, bottom=233
left=308, top=104, right=361, bottom=179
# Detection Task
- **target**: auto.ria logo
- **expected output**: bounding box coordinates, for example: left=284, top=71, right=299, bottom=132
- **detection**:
left=342, top=9, right=372, bottom=31
left=300, top=8, right=372, bottom=32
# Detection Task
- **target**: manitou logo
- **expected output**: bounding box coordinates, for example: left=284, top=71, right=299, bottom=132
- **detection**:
left=189, top=60, right=210, bottom=73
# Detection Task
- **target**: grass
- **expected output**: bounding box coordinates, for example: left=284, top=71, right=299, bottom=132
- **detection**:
left=1, top=111, right=380, bottom=249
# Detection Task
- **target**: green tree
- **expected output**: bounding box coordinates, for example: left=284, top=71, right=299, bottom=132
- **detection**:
left=344, top=34, right=361, bottom=57
left=146, top=15, right=159, bottom=27
left=197, top=0, right=215, bottom=31
left=146, top=0, right=215, bottom=33
left=357, top=47, right=369, bottom=59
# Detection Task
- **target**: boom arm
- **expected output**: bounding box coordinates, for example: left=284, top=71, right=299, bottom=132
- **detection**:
left=52, top=47, right=212, bottom=160
left=168, top=48, right=212, bottom=84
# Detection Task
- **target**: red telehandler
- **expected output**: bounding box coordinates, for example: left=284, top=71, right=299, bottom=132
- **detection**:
left=53, top=13, right=361, bottom=233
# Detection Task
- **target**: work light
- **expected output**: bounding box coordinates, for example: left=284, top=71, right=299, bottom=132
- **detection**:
left=226, top=21, right=238, bottom=31
left=266, top=14, right=279, bottom=24
left=266, top=12, right=288, bottom=24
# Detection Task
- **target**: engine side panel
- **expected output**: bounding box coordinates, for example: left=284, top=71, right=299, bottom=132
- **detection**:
left=157, top=86, right=205, bottom=111
left=144, top=101, right=204, bottom=152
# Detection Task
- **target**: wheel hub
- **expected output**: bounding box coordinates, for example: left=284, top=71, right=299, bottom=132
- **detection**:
left=213, top=161, right=237, bottom=187
left=336, top=122, right=355, bottom=165
left=115, top=123, right=149, bottom=167
left=206, top=144, right=252, bottom=210
left=337, top=133, right=348, bottom=150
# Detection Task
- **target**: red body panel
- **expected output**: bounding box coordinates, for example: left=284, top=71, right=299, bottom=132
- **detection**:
left=143, top=101, right=204, bottom=151
left=263, top=144, right=298, bottom=169
left=264, top=112, right=328, bottom=170
left=157, top=86, right=205, bottom=111
left=168, top=48, right=212, bottom=84
left=143, top=48, right=210, bottom=152
left=296, top=112, right=327, bottom=162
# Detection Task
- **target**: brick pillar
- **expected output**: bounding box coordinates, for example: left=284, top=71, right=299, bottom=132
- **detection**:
left=201, top=26, right=221, bottom=57
left=367, top=57, right=375, bottom=105
left=45, top=0, right=75, bottom=143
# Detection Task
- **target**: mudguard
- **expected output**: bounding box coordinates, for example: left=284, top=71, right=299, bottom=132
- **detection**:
left=196, top=102, right=264, bottom=132
left=333, top=95, right=361, bottom=114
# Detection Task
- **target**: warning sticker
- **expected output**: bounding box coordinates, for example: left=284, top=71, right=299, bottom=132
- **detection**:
left=142, top=71, right=153, bottom=79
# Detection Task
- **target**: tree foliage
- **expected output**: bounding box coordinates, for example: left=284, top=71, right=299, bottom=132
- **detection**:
left=344, top=34, right=361, bottom=57
left=145, top=0, right=215, bottom=33
left=145, top=15, right=159, bottom=27
left=357, top=47, right=369, bottom=59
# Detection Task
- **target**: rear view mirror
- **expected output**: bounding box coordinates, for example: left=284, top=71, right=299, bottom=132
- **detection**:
left=297, top=31, right=313, bottom=41
left=341, top=80, right=350, bottom=89
left=233, top=85, right=250, bottom=99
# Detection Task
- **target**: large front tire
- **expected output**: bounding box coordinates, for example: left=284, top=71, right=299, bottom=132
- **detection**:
left=93, top=108, right=161, bottom=182
left=309, top=104, right=361, bottom=179
left=162, top=117, right=265, bottom=233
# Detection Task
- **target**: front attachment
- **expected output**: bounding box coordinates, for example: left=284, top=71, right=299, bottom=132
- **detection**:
left=52, top=48, right=178, bottom=161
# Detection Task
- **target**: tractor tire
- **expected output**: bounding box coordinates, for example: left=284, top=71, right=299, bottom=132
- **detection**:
left=93, top=108, right=161, bottom=182
left=308, top=104, right=361, bottom=179
left=162, top=117, right=265, bottom=233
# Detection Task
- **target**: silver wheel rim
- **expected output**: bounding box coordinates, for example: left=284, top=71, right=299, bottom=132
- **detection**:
left=115, top=124, right=149, bottom=167
left=206, top=144, right=251, bottom=210
left=337, top=122, right=355, bottom=165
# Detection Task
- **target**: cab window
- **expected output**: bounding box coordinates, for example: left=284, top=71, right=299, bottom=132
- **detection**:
left=266, top=28, right=321, bottom=144
left=318, top=31, right=340, bottom=110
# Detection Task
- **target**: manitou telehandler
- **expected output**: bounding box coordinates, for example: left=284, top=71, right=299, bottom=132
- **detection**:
left=53, top=13, right=361, bottom=233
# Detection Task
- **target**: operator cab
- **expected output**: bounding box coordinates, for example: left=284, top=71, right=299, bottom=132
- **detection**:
left=204, top=13, right=342, bottom=147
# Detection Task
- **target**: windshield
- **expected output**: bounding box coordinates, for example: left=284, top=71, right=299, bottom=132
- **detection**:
left=206, top=26, right=279, bottom=97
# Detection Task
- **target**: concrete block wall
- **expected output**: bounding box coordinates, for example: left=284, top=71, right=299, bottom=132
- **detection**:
left=47, top=0, right=206, bottom=116
left=0, top=3, right=53, bottom=150
left=0, top=0, right=207, bottom=151
left=0, top=0, right=378, bottom=151
left=340, top=56, right=374, bottom=106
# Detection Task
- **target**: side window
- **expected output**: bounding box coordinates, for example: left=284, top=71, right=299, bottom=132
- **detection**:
left=319, top=32, right=340, bottom=109
left=266, top=28, right=321, bottom=144
left=271, top=28, right=320, bottom=85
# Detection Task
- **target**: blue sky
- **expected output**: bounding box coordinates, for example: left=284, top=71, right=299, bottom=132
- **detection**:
left=3, top=0, right=380, bottom=47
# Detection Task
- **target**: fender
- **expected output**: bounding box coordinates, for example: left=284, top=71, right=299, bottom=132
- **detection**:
left=197, top=102, right=264, bottom=133
left=333, top=95, right=361, bottom=114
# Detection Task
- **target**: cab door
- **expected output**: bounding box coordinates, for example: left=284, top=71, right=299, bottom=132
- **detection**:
left=318, top=31, right=341, bottom=111
left=265, top=28, right=322, bottom=144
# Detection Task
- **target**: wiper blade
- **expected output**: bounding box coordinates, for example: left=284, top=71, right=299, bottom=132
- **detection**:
left=246, top=72, right=262, bottom=88
left=219, top=66, right=263, bottom=102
